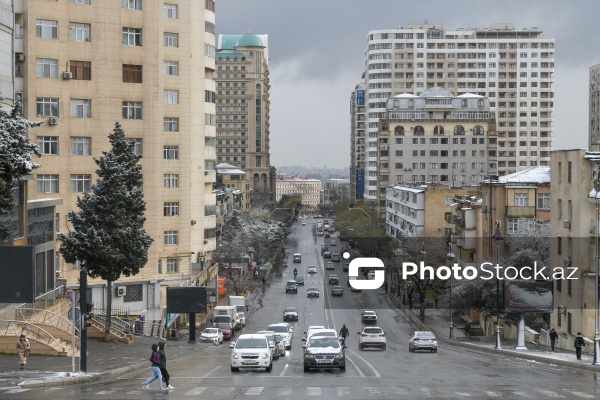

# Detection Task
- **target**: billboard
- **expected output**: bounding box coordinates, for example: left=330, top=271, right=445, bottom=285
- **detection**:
left=166, top=287, right=207, bottom=314
left=504, top=280, right=553, bottom=313
left=0, top=246, right=35, bottom=302
left=356, top=90, right=365, bottom=106
left=355, top=169, right=364, bottom=200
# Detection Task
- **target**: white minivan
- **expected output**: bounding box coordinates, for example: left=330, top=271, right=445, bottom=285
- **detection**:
left=230, top=334, right=273, bottom=372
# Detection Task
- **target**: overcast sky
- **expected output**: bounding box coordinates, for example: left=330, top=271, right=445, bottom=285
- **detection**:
left=216, top=0, right=600, bottom=169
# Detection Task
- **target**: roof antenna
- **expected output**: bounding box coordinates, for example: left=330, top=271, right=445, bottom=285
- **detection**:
left=424, top=17, right=428, bottom=24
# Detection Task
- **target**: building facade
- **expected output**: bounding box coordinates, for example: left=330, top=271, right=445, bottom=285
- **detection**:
left=215, top=33, right=276, bottom=207
left=322, top=178, right=350, bottom=205
left=275, top=176, right=321, bottom=212
left=0, top=0, right=14, bottom=111
left=20, top=1, right=218, bottom=301
left=590, top=64, right=600, bottom=150
left=350, top=80, right=366, bottom=201
left=353, top=22, right=555, bottom=202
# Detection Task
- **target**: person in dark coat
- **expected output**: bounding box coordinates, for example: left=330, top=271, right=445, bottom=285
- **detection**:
left=158, top=342, right=174, bottom=390
left=549, top=328, right=558, bottom=351
left=574, top=332, right=586, bottom=360
left=142, top=344, right=163, bottom=391
left=464, top=322, right=471, bottom=338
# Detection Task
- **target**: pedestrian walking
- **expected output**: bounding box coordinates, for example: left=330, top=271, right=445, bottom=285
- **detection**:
left=549, top=328, right=558, bottom=351
left=16, top=334, right=30, bottom=370
left=464, top=321, right=471, bottom=338
left=574, top=332, right=586, bottom=360
left=157, top=342, right=174, bottom=390
left=142, top=344, right=164, bottom=391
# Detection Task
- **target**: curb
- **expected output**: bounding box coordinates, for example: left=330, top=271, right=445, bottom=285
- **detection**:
left=386, top=292, right=600, bottom=373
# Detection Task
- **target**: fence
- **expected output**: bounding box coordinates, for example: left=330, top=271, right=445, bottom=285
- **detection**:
left=14, top=285, right=67, bottom=318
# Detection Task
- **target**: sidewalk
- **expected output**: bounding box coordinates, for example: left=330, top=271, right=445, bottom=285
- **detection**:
left=385, top=291, right=600, bottom=373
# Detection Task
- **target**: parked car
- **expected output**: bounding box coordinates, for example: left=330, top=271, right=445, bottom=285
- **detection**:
left=200, top=327, right=223, bottom=344
left=307, top=287, right=320, bottom=298
left=283, top=306, right=299, bottom=321
left=303, top=336, right=346, bottom=372
left=328, top=274, right=339, bottom=284
left=307, top=266, right=317, bottom=274
left=267, top=323, right=294, bottom=349
left=326, top=262, right=335, bottom=270
left=295, top=276, right=305, bottom=285
left=293, top=253, right=302, bottom=263
left=409, top=331, right=438, bottom=353
left=301, top=221, right=306, bottom=226
left=361, top=310, right=378, bottom=323
left=358, top=326, right=387, bottom=350
left=317, top=230, right=324, bottom=236
left=217, top=322, right=232, bottom=341
left=331, top=286, right=344, bottom=296
left=229, top=334, right=273, bottom=372
left=286, top=280, right=298, bottom=293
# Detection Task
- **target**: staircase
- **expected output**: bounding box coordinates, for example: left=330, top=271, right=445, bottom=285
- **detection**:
left=0, top=320, right=78, bottom=357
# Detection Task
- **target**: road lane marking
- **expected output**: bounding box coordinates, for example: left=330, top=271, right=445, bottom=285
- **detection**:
left=509, top=391, right=533, bottom=397
left=454, top=392, right=472, bottom=397
left=244, top=387, right=264, bottom=395
left=390, top=387, right=411, bottom=395
left=276, top=387, right=293, bottom=396
left=336, top=387, right=351, bottom=397
left=345, top=355, right=364, bottom=377
left=184, top=387, right=207, bottom=396
left=421, top=387, right=442, bottom=397
left=307, top=386, right=321, bottom=396
left=279, top=363, right=289, bottom=376
left=563, top=391, right=595, bottom=398
left=483, top=391, right=501, bottom=397
left=536, top=389, right=565, bottom=398
left=365, top=387, right=381, bottom=395
left=201, top=365, right=221, bottom=378
left=346, top=349, right=381, bottom=378
left=214, top=387, right=235, bottom=396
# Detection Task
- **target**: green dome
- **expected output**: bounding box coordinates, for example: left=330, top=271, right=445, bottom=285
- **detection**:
left=237, top=33, right=263, bottom=47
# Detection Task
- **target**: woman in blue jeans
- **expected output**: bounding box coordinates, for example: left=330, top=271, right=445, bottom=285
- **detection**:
left=142, top=344, right=164, bottom=391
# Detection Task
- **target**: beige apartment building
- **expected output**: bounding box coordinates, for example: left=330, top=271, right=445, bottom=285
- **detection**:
left=215, top=33, right=276, bottom=207
left=19, top=1, right=218, bottom=306
left=275, top=176, right=321, bottom=213
left=590, top=64, right=600, bottom=150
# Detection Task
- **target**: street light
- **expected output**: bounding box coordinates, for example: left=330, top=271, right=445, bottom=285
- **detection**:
left=446, top=243, right=455, bottom=340
left=268, top=207, right=291, bottom=222
left=492, top=220, right=504, bottom=350
left=587, top=169, right=600, bottom=365
left=348, top=207, right=372, bottom=224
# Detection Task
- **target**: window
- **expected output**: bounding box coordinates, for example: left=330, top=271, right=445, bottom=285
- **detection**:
left=37, top=136, right=59, bottom=155
left=70, top=137, right=91, bottom=155
left=70, top=174, right=91, bottom=192
left=70, top=0, right=91, bottom=3
left=37, top=174, right=59, bottom=193
left=473, top=125, right=484, bottom=135
left=122, top=28, right=142, bottom=46
left=507, top=218, right=519, bottom=234
left=122, top=101, right=142, bottom=119
left=164, top=230, right=178, bottom=245
left=164, top=61, right=178, bottom=76
left=70, top=99, right=91, bottom=118
left=123, top=284, right=143, bottom=302
left=70, top=61, right=91, bottom=80
left=36, top=19, right=58, bottom=39
left=122, top=0, right=142, bottom=10
left=454, top=125, right=465, bottom=135
left=163, top=146, right=178, bottom=159
left=69, top=23, right=91, bottom=42
left=537, top=193, right=550, bottom=209
left=515, top=193, right=528, bottom=207
left=36, top=58, right=58, bottom=78
left=164, top=118, right=179, bottom=132
left=205, top=90, right=216, bottom=103
left=166, top=258, right=179, bottom=273
left=132, top=138, right=142, bottom=156
left=163, top=32, right=178, bottom=47
left=163, top=4, right=178, bottom=18
left=164, top=202, right=179, bottom=217
left=123, top=64, right=142, bottom=83
left=164, top=174, right=179, bottom=188
left=36, top=98, right=59, bottom=117
left=163, top=89, right=179, bottom=104
left=256, top=156, right=262, bottom=167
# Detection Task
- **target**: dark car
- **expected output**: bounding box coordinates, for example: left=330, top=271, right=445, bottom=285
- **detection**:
left=283, top=306, right=299, bottom=321
left=323, top=251, right=331, bottom=258
left=216, top=322, right=232, bottom=341
left=303, top=336, right=346, bottom=372
left=324, top=233, right=331, bottom=238
left=343, top=263, right=350, bottom=272
left=286, top=280, right=298, bottom=293
left=295, top=276, right=305, bottom=285
left=307, top=287, right=320, bottom=298
left=328, top=274, right=339, bottom=284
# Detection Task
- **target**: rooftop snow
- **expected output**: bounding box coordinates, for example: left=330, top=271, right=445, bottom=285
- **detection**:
left=498, top=167, right=550, bottom=184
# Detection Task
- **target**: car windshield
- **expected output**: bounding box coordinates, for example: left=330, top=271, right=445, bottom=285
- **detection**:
left=287, top=281, right=297, bottom=286
left=284, top=307, right=296, bottom=312
left=308, top=338, right=340, bottom=348
left=268, top=325, right=288, bottom=332
left=217, top=323, right=230, bottom=330
left=235, top=338, right=267, bottom=348
left=364, top=328, right=383, bottom=334
left=204, top=328, right=218, bottom=334
left=309, top=288, right=318, bottom=291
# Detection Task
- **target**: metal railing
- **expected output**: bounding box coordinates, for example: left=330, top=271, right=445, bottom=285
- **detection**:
left=15, top=285, right=67, bottom=317
left=0, top=320, right=69, bottom=353
left=92, top=304, right=135, bottom=334
left=14, top=308, right=79, bottom=337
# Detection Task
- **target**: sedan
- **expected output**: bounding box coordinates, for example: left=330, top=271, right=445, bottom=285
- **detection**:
left=409, top=331, right=438, bottom=353
left=295, top=276, right=305, bottom=285
left=307, top=266, right=317, bottom=274
left=323, top=251, right=331, bottom=258
left=200, top=327, right=223, bottom=344
left=361, top=310, right=378, bottom=323
left=216, top=322, right=232, bottom=341
left=328, top=274, right=339, bottom=284
left=331, top=286, right=343, bottom=296
left=283, top=306, right=299, bottom=321
left=307, top=287, right=320, bottom=298
left=326, top=262, right=335, bottom=270
left=301, top=221, right=306, bottom=226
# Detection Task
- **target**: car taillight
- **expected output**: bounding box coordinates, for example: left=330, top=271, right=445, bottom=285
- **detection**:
left=361, top=334, right=368, bottom=337
left=413, top=338, right=420, bottom=341
left=379, top=333, right=386, bottom=337
left=431, top=338, right=437, bottom=341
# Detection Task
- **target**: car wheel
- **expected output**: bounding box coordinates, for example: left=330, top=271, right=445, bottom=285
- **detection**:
left=409, top=345, right=413, bottom=352
left=266, top=363, right=272, bottom=372
left=231, top=366, right=239, bottom=372
left=433, top=349, right=438, bottom=353
left=304, top=365, right=310, bottom=372
left=359, top=343, right=363, bottom=350
left=340, top=364, right=346, bottom=371
left=382, top=344, right=386, bottom=351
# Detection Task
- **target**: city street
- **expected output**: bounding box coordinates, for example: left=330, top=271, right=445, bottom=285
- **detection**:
left=3, top=220, right=600, bottom=399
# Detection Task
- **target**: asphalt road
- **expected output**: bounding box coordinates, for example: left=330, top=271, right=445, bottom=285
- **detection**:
left=3, top=220, right=600, bottom=399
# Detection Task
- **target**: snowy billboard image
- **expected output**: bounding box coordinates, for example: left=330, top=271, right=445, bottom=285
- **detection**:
left=503, top=280, right=553, bottom=313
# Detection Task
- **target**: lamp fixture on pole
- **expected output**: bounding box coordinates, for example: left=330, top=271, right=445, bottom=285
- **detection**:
left=446, top=243, right=455, bottom=340
left=492, top=220, right=504, bottom=350
left=587, top=168, right=600, bottom=365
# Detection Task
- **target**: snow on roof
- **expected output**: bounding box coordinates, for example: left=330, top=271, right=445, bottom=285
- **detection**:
left=498, top=167, right=550, bottom=184
left=419, top=87, right=453, bottom=98
left=216, top=163, right=245, bottom=175
left=457, top=92, right=484, bottom=98
left=392, top=93, right=419, bottom=98
left=276, top=176, right=320, bottom=182
left=391, top=185, right=424, bottom=193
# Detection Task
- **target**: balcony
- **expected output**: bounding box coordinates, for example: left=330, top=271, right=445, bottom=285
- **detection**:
left=505, top=206, right=536, bottom=218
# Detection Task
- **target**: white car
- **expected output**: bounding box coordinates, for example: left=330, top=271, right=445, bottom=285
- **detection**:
left=230, top=334, right=273, bottom=372
left=256, top=331, right=285, bottom=359
left=304, top=328, right=337, bottom=342
left=301, top=221, right=306, bottom=226
left=303, top=325, right=326, bottom=341
left=409, top=331, right=438, bottom=353
left=361, top=310, right=378, bottom=324
left=200, top=327, right=223, bottom=344
left=267, top=323, right=294, bottom=349
left=307, top=266, right=318, bottom=274
left=237, top=313, right=246, bottom=327
left=358, top=326, right=386, bottom=350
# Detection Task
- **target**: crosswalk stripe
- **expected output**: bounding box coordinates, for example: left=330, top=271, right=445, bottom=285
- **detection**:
left=276, top=387, right=293, bottom=396
left=245, top=387, right=264, bottom=396
left=484, top=391, right=501, bottom=398
left=510, top=391, right=534, bottom=397
left=536, top=389, right=565, bottom=398
left=214, top=387, right=235, bottom=396
left=307, top=386, right=321, bottom=396
left=421, top=387, right=442, bottom=397
left=365, top=387, right=381, bottom=395
left=184, top=387, right=208, bottom=396
left=336, top=387, right=351, bottom=397
left=3, top=389, right=29, bottom=394
left=454, top=392, right=472, bottom=397
left=563, top=391, right=594, bottom=399
left=95, top=391, right=113, bottom=395
left=390, top=386, right=411, bottom=395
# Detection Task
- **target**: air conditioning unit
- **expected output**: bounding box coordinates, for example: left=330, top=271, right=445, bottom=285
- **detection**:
left=63, top=71, right=72, bottom=80
left=15, top=53, right=24, bottom=62
left=563, top=220, right=571, bottom=229
left=563, top=257, right=571, bottom=267
left=49, top=117, right=59, bottom=125
left=116, top=286, right=127, bottom=297
left=55, top=271, right=62, bottom=278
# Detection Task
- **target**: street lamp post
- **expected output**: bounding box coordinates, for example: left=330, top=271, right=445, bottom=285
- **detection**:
left=268, top=207, right=290, bottom=222
left=492, top=220, right=504, bottom=350
left=446, top=243, right=455, bottom=340
left=587, top=169, right=600, bottom=365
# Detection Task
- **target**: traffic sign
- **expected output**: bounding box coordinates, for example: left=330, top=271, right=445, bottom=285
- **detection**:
left=68, top=307, right=81, bottom=323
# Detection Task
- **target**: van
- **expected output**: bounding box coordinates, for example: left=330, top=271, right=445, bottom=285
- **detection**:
left=293, top=253, right=302, bottom=263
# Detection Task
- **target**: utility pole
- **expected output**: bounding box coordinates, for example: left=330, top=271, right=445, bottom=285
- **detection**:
left=79, top=267, right=88, bottom=373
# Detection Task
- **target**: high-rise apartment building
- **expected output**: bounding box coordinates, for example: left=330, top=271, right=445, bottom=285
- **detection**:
left=351, top=22, right=555, bottom=203
left=350, top=80, right=366, bottom=201
left=215, top=33, right=276, bottom=207
left=0, top=0, right=14, bottom=111
left=19, top=1, right=217, bottom=289
left=590, top=64, right=600, bottom=150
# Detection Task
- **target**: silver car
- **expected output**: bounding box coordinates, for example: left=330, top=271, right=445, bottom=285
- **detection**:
left=256, top=331, right=285, bottom=359
left=307, top=287, right=320, bottom=297
left=409, top=331, right=438, bottom=353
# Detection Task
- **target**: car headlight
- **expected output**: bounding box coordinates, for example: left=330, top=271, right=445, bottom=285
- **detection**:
left=304, top=353, right=314, bottom=359
left=262, top=352, right=270, bottom=359
left=335, top=354, right=344, bottom=359
left=232, top=353, right=239, bottom=359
